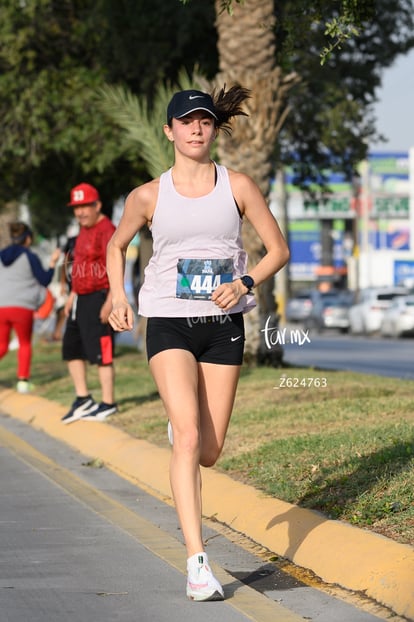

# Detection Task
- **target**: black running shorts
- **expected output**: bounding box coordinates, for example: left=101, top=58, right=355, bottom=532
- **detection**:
left=146, top=313, right=245, bottom=365
left=62, top=291, right=114, bottom=365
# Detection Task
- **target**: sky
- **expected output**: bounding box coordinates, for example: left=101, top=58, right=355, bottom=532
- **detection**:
left=370, top=48, right=414, bottom=154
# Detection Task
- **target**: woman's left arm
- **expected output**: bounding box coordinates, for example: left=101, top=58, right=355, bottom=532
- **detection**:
left=232, top=170, right=290, bottom=287
left=211, top=171, right=289, bottom=311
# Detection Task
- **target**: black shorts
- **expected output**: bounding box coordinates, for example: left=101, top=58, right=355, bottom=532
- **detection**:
left=62, top=291, right=114, bottom=365
left=146, top=313, right=245, bottom=365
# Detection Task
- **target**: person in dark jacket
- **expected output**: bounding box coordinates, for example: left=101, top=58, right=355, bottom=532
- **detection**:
left=0, top=221, right=60, bottom=393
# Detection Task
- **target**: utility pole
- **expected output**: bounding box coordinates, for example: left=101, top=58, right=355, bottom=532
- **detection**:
left=273, top=167, right=289, bottom=323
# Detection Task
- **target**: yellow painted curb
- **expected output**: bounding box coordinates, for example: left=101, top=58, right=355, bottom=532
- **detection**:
left=1, top=389, right=413, bottom=620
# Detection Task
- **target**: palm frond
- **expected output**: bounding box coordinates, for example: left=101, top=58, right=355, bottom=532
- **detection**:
left=99, top=84, right=172, bottom=178
left=99, top=68, right=206, bottom=179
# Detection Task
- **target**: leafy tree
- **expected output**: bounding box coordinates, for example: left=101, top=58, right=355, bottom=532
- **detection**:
left=0, top=0, right=218, bottom=236
left=96, top=0, right=217, bottom=94
left=0, top=0, right=127, bottom=234
left=276, top=0, right=414, bottom=188
left=1, top=0, right=413, bottom=264
left=184, top=0, right=378, bottom=62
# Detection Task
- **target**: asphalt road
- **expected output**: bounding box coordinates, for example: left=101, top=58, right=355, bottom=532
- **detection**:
left=280, top=328, right=414, bottom=379
left=0, top=414, right=391, bottom=622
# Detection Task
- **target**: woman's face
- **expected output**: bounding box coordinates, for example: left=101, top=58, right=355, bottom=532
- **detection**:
left=164, top=111, right=217, bottom=159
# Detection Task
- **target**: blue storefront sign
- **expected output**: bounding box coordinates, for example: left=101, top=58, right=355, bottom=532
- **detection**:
left=288, top=221, right=321, bottom=280
left=393, top=260, right=414, bottom=286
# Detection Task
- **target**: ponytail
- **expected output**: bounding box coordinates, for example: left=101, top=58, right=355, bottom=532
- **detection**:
left=211, top=84, right=251, bottom=135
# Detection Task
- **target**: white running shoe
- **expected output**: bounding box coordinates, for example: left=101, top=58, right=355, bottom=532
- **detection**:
left=186, top=553, right=224, bottom=601
left=167, top=420, right=173, bottom=445
left=16, top=380, right=34, bottom=394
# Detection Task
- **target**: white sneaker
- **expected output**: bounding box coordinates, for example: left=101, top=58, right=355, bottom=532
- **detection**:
left=167, top=420, right=173, bottom=445
left=16, top=380, right=34, bottom=394
left=186, top=553, right=224, bottom=601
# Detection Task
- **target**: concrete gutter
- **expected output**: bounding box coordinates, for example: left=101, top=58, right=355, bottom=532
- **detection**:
left=1, top=389, right=413, bottom=621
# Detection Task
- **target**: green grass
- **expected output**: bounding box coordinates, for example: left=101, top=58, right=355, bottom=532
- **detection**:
left=1, top=339, right=413, bottom=546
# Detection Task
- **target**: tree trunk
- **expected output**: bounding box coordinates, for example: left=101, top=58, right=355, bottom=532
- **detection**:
left=213, top=0, right=299, bottom=363
left=0, top=202, right=20, bottom=248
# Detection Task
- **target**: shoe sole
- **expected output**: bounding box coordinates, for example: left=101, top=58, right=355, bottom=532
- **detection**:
left=187, top=590, right=224, bottom=602
left=82, top=409, right=117, bottom=421
left=61, top=414, right=84, bottom=425
left=61, top=409, right=96, bottom=425
left=61, top=402, right=98, bottom=425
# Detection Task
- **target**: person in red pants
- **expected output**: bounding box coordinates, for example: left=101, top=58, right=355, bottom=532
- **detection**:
left=0, top=222, right=60, bottom=393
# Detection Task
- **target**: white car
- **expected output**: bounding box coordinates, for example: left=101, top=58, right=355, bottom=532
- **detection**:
left=348, top=287, right=408, bottom=335
left=380, top=294, right=414, bottom=338
left=285, top=290, right=313, bottom=323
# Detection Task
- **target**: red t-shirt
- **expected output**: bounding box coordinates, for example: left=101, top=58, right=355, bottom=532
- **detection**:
left=71, top=216, right=115, bottom=295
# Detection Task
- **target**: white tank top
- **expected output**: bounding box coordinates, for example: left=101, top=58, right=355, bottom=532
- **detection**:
left=138, top=163, right=255, bottom=318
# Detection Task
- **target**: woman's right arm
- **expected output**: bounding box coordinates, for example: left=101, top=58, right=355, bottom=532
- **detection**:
left=106, top=181, right=157, bottom=332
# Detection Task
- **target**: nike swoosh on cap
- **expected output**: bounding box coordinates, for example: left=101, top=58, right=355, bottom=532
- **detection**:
left=188, top=95, right=205, bottom=100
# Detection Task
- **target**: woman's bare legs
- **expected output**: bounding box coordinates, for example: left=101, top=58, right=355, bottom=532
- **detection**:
left=149, top=349, right=241, bottom=557
left=197, top=361, right=241, bottom=468
left=150, top=349, right=203, bottom=555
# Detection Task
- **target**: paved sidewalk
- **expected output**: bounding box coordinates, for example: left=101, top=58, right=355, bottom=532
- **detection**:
left=0, top=389, right=413, bottom=620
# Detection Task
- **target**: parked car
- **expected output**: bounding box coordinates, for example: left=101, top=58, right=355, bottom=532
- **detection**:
left=380, top=294, right=414, bottom=338
left=285, top=290, right=313, bottom=323
left=348, top=287, right=408, bottom=335
left=304, top=291, right=353, bottom=333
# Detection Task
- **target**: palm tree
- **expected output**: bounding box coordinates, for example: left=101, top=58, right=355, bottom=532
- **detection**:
left=212, top=0, right=299, bottom=361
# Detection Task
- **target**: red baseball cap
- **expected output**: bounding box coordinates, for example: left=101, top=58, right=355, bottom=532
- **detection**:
left=67, top=183, right=100, bottom=207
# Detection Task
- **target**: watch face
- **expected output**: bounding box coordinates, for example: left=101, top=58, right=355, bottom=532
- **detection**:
left=241, top=275, right=254, bottom=289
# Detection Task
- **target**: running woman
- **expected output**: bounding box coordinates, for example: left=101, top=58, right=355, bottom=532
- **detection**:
left=106, top=86, right=290, bottom=601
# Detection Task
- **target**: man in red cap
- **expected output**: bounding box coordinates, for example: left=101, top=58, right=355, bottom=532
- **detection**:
left=61, top=183, right=117, bottom=424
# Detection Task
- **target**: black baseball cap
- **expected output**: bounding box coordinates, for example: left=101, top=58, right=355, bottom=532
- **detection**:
left=166, top=90, right=218, bottom=124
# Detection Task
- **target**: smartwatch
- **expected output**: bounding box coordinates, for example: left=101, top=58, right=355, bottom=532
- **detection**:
left=240, top=274, right=255, bottom=294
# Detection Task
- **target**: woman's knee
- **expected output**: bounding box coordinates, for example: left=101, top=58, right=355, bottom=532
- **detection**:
left=173, top=425, right=199, bottom=455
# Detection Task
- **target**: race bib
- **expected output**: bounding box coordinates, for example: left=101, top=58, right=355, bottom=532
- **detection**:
left=176, top=258, right=233, bottom=300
